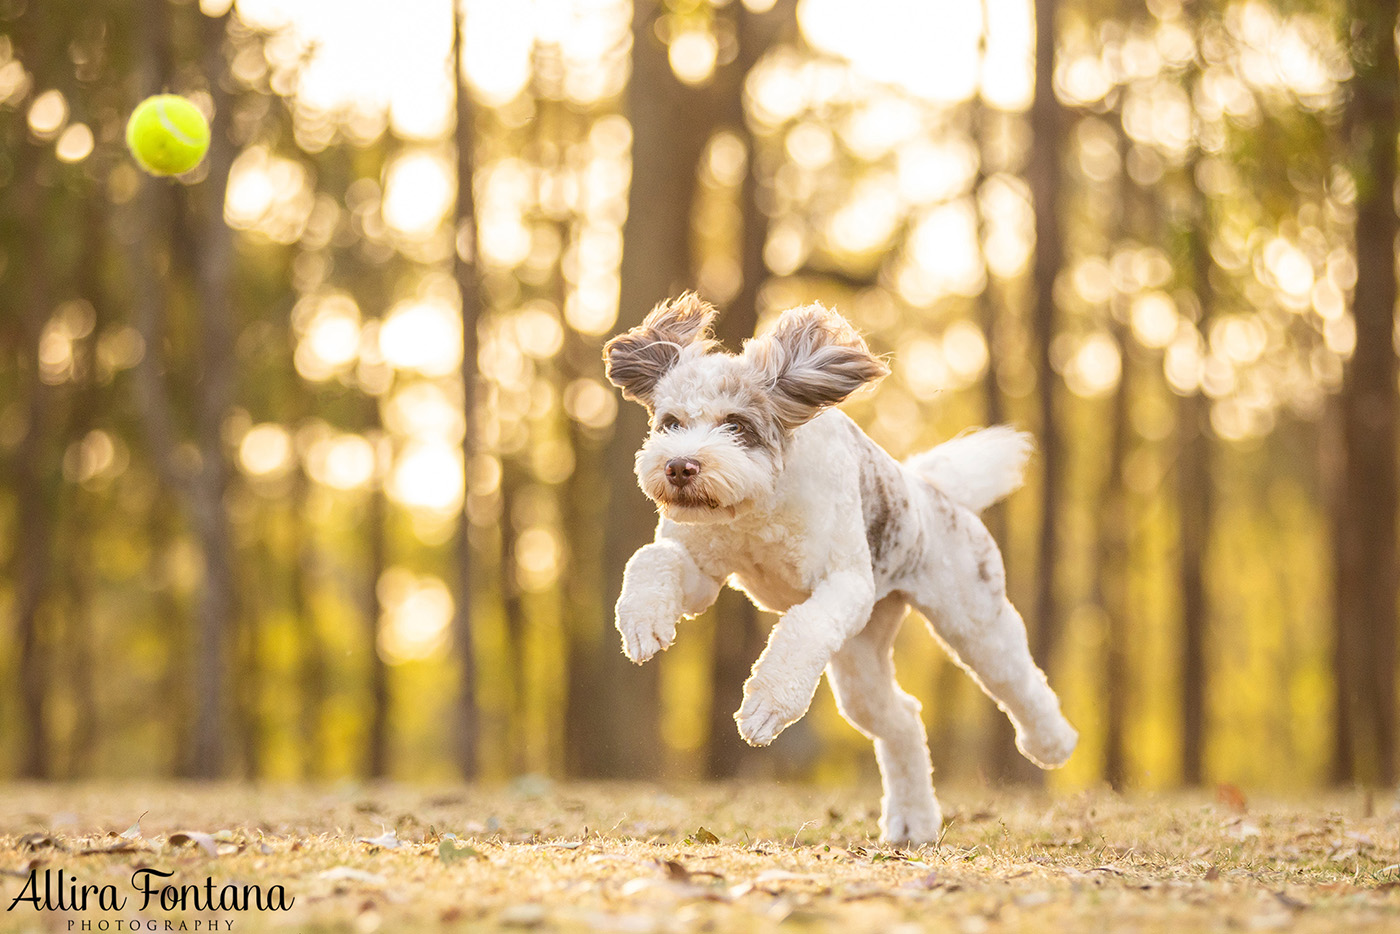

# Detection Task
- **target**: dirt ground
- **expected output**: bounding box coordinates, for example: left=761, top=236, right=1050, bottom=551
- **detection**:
left=0, top=781, right=1397, bottom=933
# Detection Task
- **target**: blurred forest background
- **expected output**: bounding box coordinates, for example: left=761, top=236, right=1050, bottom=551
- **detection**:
left=1, top=0, right=1397, bottom=793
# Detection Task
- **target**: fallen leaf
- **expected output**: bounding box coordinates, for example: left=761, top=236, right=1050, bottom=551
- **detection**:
left=167, top=832, right=219, bottom=858
left=661, top=859, right=690, bottom=881
left=118, top=812, right=148, bottom=840
left=1217, top=784, right=1248, bottom=813
left=78, top=840, right=142, bottom=855
left=694, top=827, right=720, bottom=845
left=438, top=837, right=482, bottom=864
left=357, top=829, right=403, bottom=850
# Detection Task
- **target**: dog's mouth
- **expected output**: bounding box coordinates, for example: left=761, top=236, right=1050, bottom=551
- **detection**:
left=656, top=489, right=737, bottom=516
left=646, top=485, right=742, bottom=520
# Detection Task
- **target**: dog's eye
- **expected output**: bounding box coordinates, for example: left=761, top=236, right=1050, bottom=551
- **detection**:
left=723, top=415, right=759, bottom=445
left=656, top=415, right=681, bottom=433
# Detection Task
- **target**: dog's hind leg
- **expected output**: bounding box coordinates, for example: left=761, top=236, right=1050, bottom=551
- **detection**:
left=827, top=595, right=942, bottom=845
left=902, top=527, right=1077, bottom=769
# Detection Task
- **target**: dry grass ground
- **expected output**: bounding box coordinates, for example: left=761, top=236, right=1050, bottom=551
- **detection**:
left=0, top=782, right=1397, bottom=933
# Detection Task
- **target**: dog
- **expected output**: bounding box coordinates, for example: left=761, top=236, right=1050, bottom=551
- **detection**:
left=603, top=293, right=1078, bottom=845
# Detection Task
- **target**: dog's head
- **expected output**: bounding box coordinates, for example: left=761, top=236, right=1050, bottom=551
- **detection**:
left=604, top=293, right=887, bottom=523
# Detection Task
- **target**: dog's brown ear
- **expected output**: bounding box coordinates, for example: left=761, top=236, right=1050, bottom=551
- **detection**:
left=744, top=303, right=888, bottom=430
left=604, top=292, right=718, bottom=406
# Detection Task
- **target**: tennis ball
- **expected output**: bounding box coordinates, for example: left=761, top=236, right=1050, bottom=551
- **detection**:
left=125, top=94, right=210, bottom=176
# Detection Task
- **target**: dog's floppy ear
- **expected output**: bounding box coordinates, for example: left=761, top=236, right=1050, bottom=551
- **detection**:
left=744, top=303, right=888, bottom=430
left=604, top=292, right=718, bottom=406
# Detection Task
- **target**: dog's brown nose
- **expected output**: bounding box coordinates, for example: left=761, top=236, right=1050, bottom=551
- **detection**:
left=665, top=457, right=700, bottom=487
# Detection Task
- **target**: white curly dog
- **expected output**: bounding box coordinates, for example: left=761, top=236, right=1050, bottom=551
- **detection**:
left=604, top=293, right=1078, bottom=845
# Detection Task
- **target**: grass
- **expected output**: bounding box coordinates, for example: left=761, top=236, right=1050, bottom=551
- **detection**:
left=1, top=781, right=1398, bottom=933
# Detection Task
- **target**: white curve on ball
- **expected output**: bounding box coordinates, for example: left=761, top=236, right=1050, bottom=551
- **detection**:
left=155, top=100, right=199, bottom=148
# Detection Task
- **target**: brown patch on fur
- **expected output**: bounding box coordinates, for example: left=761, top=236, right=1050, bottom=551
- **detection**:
left=851, top=421, right=915, bottom=577
left=933, top=491, right=958, bottom=532
left=604, top=292, right=718, bottom=406
left=745, top=304, right=888, bottom=430
left=699, top=372, right=787, bottom=455
left=972, top=537, right=1005, bottom=594
left=864, top=471, right=893, bottom=564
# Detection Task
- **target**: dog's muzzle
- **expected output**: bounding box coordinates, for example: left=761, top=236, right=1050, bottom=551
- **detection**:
left=665, top=457, right=700, bottom=488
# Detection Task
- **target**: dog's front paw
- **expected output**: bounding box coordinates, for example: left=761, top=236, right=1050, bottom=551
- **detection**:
left=734, top=676, right=815, bottom=746
left=615, top=591, right=679, bottom=664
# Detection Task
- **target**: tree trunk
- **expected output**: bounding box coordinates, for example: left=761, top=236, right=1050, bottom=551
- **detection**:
left=1170, top=0, right=1218, bottom=789
left=499, top=461, right=529, bottom=774
left=451, top=0, right=482, bottom=779
left=13, top=3, right=55, bottom=777
left=1027, top=0, right=1066, bottom=677
left=700, top=0, right=795, bottom=779
left=1333, top=0, right=1399, bottom=784
left=290, top=465, right=329, bottom=778
left=63, top=180, right=114, bottom=778
left=576, top=0, right=714, bottom=777
left=1328, top=394, right=1358, bottom=783
left=1100, top=318, right=1133, bottom=790
left=1177, top=202, right=1213, bottom=787
left=129, top=0, right=182, bottom=501
left=364, top=422, right=390, bottom=779
left=177, top=9, right=240, bottom=778
left=562, top=404, right=612, bottom=777
left=1101, top=109, right=1142, bottom=791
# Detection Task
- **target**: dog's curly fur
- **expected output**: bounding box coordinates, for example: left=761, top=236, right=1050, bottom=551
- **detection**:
left=605, top=293, right=1078, bottom=844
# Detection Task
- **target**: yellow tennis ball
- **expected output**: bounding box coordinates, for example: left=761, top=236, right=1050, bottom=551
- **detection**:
left=125, top=94, right=210, bottom=176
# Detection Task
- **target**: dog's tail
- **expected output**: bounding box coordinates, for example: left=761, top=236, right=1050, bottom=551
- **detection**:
left=904, top=426, right=1033, bottom=513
